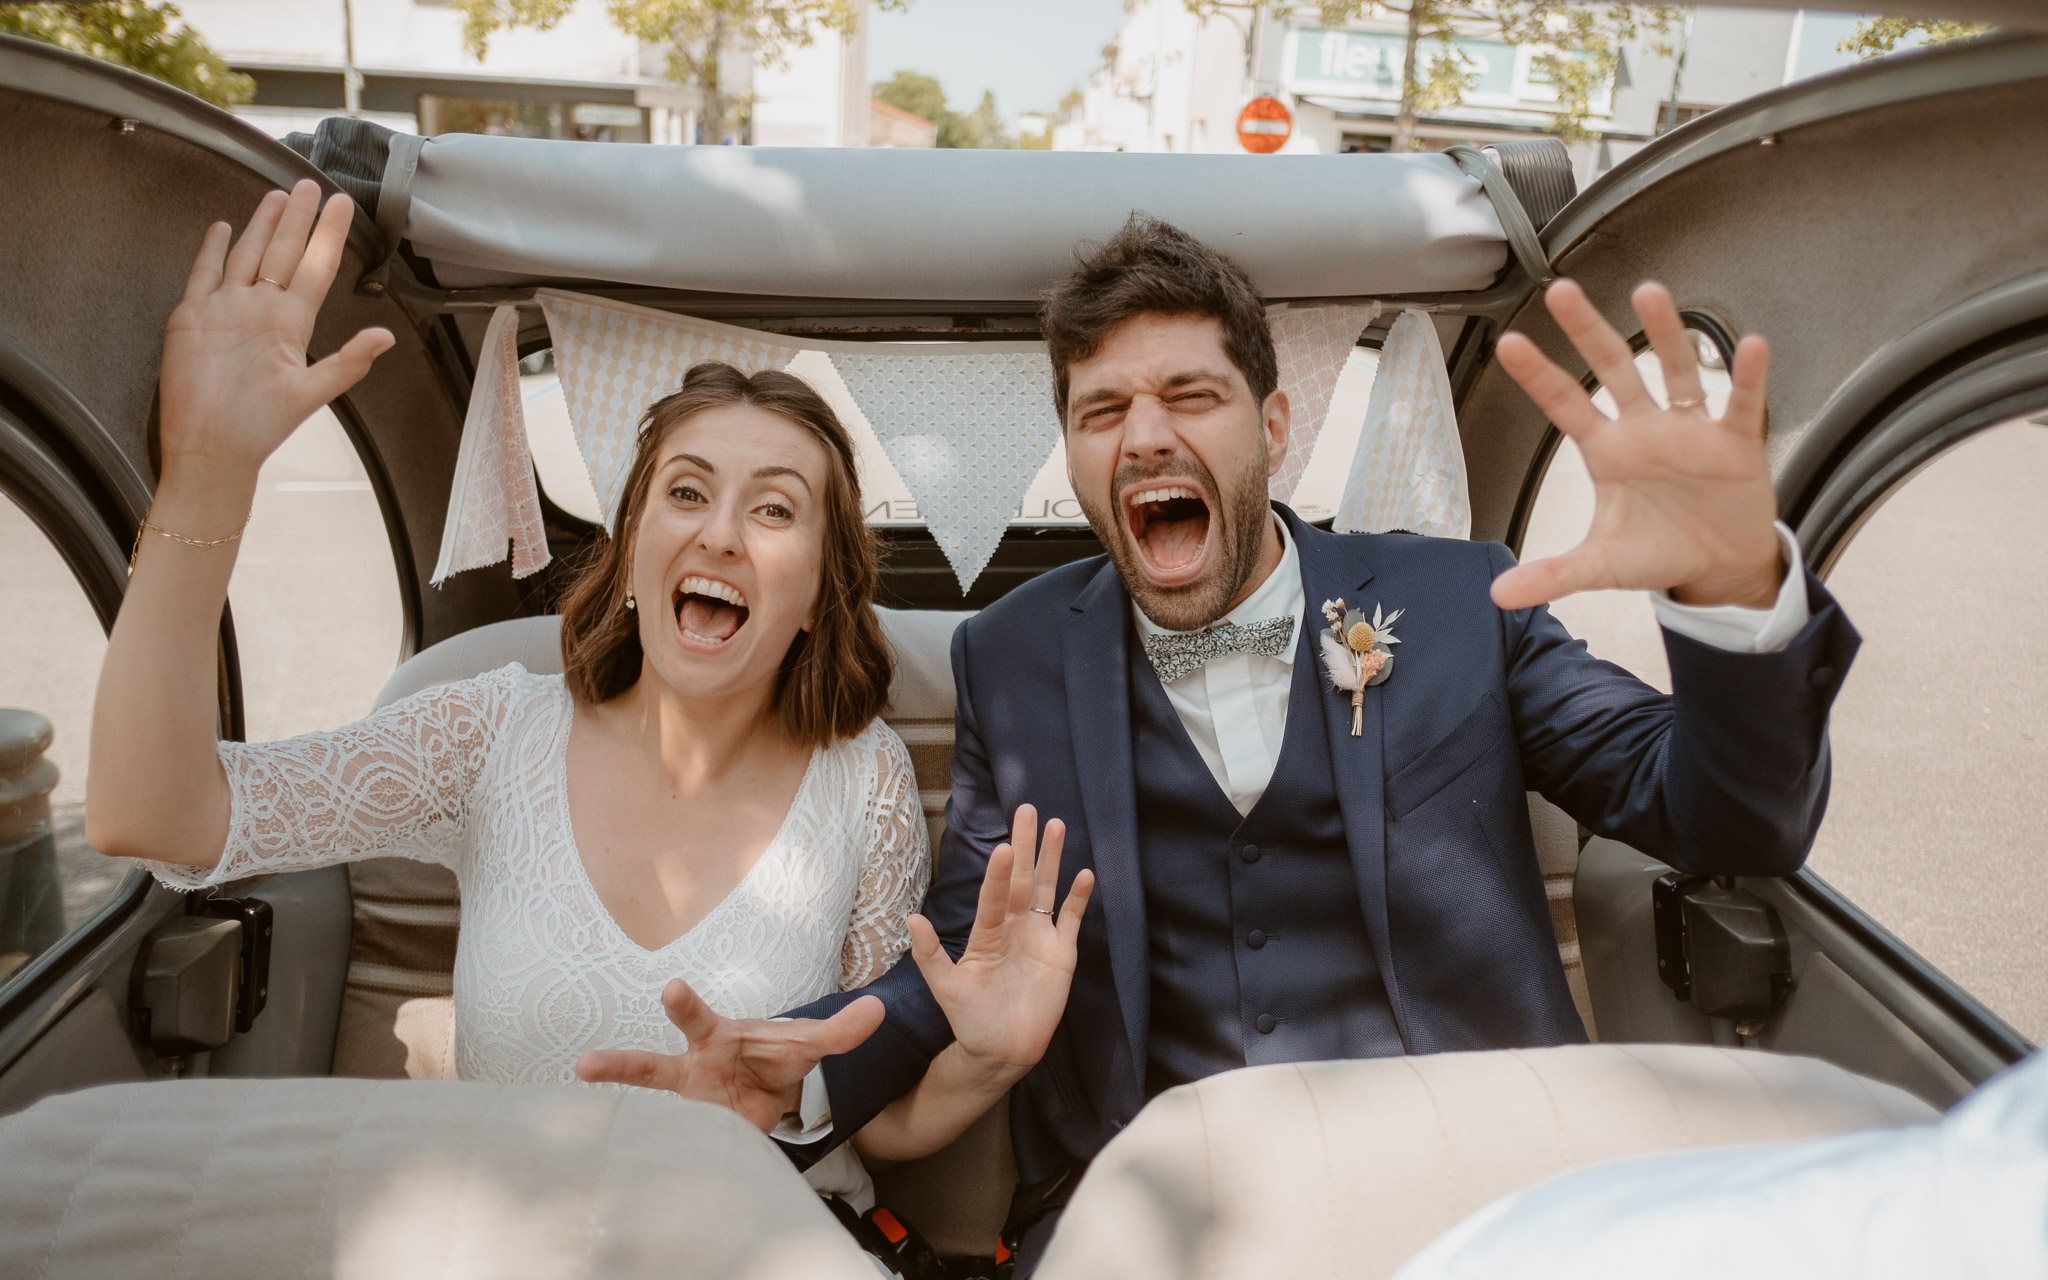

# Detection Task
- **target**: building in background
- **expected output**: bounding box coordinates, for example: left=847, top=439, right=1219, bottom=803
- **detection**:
left=752, top=4, right=872, bottom=147
left=1062, top=3, right=1868, bottom=180
left=869, top=96, right=938, bottom=146
left=176, top=0, right=872, bottom=147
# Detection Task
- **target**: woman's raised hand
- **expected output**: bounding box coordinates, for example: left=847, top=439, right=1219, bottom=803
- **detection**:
left=907, top=804, right=1096, bottom=1075
left=159, top=179, right=394, bottom=486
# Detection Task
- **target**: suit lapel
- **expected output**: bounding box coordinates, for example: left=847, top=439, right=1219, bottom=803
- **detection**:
left=1063, top=560, right=1149, bottom=1083
left=1283, top=509, right=1409, bottom=1045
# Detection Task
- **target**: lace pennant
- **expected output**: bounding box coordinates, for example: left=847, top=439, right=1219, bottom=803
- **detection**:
left=536, top=289, right=806, bottom=528
left=1268, top=303, right=1380, bottom=502
left=431, top=304, right=551, bottom=584
left=829, top=348, right=1060, bottom=593
left=1334, top=309, right=1470, bottom=539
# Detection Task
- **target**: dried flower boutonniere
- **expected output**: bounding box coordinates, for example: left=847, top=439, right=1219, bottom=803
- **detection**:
left=1319, top=599, right=1401, bottom=736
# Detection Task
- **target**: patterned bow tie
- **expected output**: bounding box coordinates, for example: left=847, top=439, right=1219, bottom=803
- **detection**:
left=1139, top=615, right=1296, bottom=684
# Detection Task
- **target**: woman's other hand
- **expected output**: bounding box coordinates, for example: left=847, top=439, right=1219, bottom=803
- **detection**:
left=574, top=978, right=884, bottom=1134
left=159, top=179, right=394, bottom=488
left=907, top=804, right=1096, bottom=1078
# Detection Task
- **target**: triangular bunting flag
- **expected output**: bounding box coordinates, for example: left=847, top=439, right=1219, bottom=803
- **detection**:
left=1268, top=302, right=1380, bottom=502
left=829, top=348, right=1060, bottom=593
left=432, top=303, right=550, bottom=584
left=536, top=289, right=806, bottom=528
left=1334, top=309, right=1470, bottom=539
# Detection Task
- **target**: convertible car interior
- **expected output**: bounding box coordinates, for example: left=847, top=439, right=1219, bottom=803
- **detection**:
left=1, top=8, right=2043, bottom=1277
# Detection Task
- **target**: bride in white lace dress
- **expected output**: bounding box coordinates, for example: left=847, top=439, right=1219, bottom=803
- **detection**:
left=87, top=182, right=1093, bottom=1193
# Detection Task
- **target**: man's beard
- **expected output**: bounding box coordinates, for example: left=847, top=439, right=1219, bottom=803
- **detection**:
left=1078, top=450, right=1272, bottom=632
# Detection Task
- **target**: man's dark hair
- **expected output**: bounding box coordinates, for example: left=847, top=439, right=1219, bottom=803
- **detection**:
left=1039, top=214, right=1278, bottom=421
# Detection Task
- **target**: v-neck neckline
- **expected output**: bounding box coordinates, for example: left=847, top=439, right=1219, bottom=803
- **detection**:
left=551, top=682, right=823, bottom=956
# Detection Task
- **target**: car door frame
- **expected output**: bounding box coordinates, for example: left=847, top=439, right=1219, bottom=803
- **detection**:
left=1459, top=32, right=2048, bottom=1097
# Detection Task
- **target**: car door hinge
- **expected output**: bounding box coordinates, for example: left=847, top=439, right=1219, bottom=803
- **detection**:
left=198, top=896, right=273, bottom=1034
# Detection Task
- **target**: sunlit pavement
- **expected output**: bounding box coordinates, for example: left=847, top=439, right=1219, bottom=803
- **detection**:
left=1, top=408, right=402, bottom=961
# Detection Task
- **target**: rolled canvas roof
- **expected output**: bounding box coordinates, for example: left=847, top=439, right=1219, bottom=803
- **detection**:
left=380, top=134, right=1519, bottom=300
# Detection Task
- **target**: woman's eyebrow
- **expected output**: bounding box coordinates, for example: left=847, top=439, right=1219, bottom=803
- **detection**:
left=667, top=452, right=715, bottom=472
left=753, top=464, right=813, bottom=493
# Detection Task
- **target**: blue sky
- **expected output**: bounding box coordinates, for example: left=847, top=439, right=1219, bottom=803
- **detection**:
left=868, top=0, right=1126, bottom=118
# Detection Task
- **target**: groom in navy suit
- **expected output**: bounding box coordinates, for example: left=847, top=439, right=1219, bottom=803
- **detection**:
left=618, top=216, right=1858, bottom=1270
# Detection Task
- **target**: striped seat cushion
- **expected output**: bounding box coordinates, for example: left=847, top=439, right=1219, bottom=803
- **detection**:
left=332, top=857, right=459, bottom=1079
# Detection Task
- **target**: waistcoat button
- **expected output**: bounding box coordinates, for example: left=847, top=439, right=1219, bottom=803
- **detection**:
left=1239, top=843, right=1262, bottom=864
left=1246, top=929, right=1267, bottom=950
left=1255, top=1013, right=1276, bottom=1034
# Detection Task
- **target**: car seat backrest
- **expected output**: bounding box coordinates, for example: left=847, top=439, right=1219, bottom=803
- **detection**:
left=1041, top=1044, right=1936, bottom=1280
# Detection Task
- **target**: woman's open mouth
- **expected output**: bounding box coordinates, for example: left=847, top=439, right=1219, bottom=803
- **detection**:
left=673, top=575, right=750, bottom=648
left=1123, top=482, right=1214, bottom=585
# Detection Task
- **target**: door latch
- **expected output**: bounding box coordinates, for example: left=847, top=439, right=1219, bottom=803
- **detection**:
left=1654, top=872, right=1791, bottom=1025
left=135, top=895, right=273, bottom=1053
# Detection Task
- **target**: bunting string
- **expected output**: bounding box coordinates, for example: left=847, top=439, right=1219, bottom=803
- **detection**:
left=432, top=290, right=1461, bottom=593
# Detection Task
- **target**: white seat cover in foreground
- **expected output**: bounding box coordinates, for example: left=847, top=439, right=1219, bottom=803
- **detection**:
left=0, top=1077, right=874, bottom=1280
left=1038, top=1044, right=1936, bottom=1280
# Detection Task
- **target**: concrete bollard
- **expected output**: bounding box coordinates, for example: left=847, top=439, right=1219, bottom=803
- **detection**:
left=0, top=708, right=67, bottom=980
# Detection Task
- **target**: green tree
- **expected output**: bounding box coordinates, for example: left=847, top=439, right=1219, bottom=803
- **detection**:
left=1838, top=18, right=1992, bottom=60
left=0, top=1, right=253, bottom=107
left=457, top=0, right=902, bottom=144
left=872, top=68, right=948, bottom=131
left=871, top=69, right=1011, bottom=148
left=965, top=88, right=1010, bottom=148
left=1191, top=1, right=1677, bottom=148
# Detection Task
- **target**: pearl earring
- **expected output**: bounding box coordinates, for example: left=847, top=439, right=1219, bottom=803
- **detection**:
left=625, top=592, right=636, bottom=611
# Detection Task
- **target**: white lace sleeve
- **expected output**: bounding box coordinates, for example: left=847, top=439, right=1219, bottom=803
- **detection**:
left=145, top=664, right=531, bottom=891
left=837, top=723, right=932, bottom=990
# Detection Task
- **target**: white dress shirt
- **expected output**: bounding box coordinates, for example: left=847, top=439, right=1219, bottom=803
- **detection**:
left=1133, top=519, right=1813, bottom=815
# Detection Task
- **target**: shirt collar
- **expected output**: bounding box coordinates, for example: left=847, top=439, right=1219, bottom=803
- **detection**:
left=1131, top=516, right=1304, bottom=664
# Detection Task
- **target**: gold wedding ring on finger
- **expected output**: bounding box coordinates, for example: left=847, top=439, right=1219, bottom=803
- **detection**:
left=257, top=274, right=289, bottom=289
left=1029, top=907, right=1055, bottom=916
left=1669, top=394, right=1708, bottom=410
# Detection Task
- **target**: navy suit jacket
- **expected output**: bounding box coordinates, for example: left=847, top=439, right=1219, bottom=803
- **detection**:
left=790, top=505, right=1859, bottom=1184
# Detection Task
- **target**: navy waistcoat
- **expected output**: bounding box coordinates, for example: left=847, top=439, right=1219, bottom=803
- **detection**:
left=1131, top=616, right=1405, bottom=1097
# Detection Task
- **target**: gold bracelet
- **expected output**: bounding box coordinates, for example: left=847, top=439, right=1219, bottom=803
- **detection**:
left=129, top=513, right=250, bottom=568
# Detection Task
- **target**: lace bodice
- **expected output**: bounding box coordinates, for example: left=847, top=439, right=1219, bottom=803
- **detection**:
left=151, top=664, right=930, bottom=1085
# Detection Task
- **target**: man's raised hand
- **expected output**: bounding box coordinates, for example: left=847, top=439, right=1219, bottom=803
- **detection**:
left=907, top=804, right=1095, bottom=1075
left=1489, top=279, right=1785, bottom=612
left=575, top=979, right=884, bottom=1134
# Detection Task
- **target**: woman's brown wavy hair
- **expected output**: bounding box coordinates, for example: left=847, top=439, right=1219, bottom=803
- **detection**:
left=556, top=362, right=892, bottom=748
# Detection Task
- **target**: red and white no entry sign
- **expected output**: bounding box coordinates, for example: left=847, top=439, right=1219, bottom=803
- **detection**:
left=1236, top=96, right=1293, bottom=154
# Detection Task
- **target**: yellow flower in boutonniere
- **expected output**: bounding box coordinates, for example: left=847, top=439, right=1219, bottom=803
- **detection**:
left=1319, top=600, right=1402, bottom=737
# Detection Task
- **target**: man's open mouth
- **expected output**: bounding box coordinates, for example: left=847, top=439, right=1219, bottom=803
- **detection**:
left=673, top=575, right=749, bottom=647
left=1123, top=483, right=1213, bottom=580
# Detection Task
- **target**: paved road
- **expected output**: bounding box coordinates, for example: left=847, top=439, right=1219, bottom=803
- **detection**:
left=1, top=409, right=401, bottom=965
